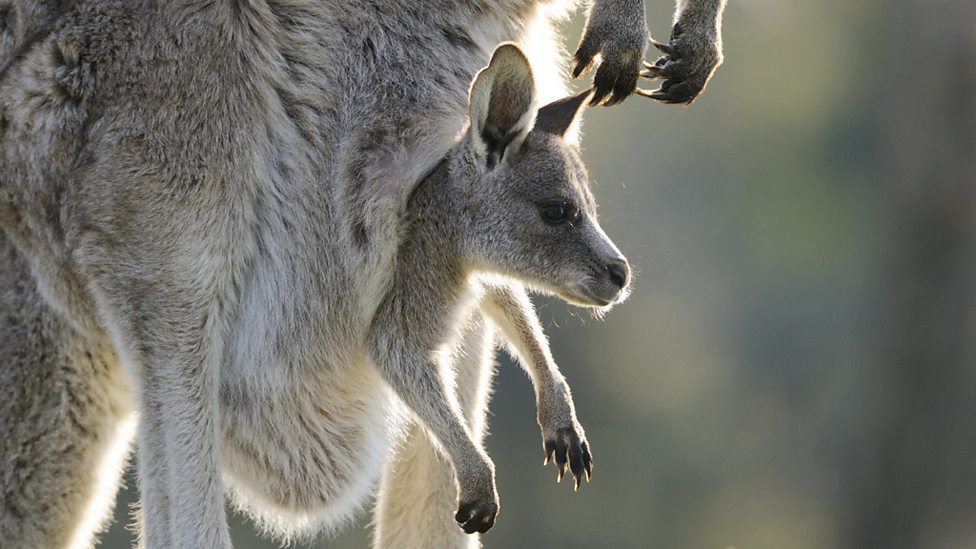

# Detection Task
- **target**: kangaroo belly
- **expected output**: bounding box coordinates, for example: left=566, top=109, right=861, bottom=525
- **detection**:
left=220, top=356, right=405, bottom=538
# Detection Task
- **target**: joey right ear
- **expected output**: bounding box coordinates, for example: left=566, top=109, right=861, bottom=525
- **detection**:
left=468, top=43, right=536, bottom=169
left=534, top=89, right=591, bottom=137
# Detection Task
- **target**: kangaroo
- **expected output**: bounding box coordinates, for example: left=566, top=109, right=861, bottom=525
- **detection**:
left=0, top=0, right=724, bottom=547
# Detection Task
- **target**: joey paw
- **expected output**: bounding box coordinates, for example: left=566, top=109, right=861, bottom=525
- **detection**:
left=455, top=499, right=499, bottom=534
left=572, top=13, right=648, bottom=107
left=543, top=426, right=593, bottom=491
left=637, top=22, right=722, bottom=105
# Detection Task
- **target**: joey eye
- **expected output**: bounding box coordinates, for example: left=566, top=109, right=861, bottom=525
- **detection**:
left=539, top=201, right=579, bottom=225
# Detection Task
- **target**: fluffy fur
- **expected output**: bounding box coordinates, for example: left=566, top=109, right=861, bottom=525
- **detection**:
left=0, top=0, right=725, bottom=547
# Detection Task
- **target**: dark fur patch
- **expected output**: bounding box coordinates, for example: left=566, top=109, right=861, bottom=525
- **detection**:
left=0, top=3, right=13, bottom=35
left=363, top=37, right=376, bottom=60
left=352, top=218, right=368, bottom=249
left=442, top=27, right=476, bottom=51
left=51, top=39, right=65, bottom=65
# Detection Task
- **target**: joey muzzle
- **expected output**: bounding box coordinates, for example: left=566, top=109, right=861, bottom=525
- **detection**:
left=590, top=254, right=630, bottom=305
left=567, top=254, right=631, bottom=308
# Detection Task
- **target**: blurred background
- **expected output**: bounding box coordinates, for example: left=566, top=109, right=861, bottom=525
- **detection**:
left=98, top=0, right=976, bottom=547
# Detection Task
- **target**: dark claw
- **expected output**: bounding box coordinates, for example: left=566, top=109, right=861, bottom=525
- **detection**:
left=455, top=502, right=475, bottom=525
left=649, top=81, right=694, bottom=104
left=590, top=87, right=611, bottom=107
left=456, top=501, right=498, bottom=535
left=582, top=441, right=593, bottom=481
left=455, top=503, right=476, bottom=534
left=639, top=19, right=721, bottom=106
left=649, top=90, right=679, bottom=104
left=648, top=89, right=672, bottom=102
left=589, top=66, right=615, bottom=106
left=572, top=37, right=598, bottom=78
left=554, top=443, right=568, bottom=477
left=572, top=57, right=592, bottom=79
left=607, top=68, right=638, bottom=107
left=569, top=441, right=584, bottom=491
left=634, top=87, right=656, bottom=99
left=636, top=66, right=696, bottom=105
left=588, top=55, right=640, bottom=107
left=641, top=56, right=671, bottom=80
left=645, top=56, right=669, bottom=72
left=651, top=38, right=674, bottom=56
left=643, top=60, right=660, bottom=71
left=641, top=67, right=664, bottom=79
left=544, top=426, right=595, bottom=490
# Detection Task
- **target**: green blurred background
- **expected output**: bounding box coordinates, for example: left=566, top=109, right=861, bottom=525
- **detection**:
left=98, top=0, right=976, bottom=547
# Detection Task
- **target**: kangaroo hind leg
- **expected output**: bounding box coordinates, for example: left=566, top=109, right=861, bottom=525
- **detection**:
left=0, top=235, right=134, bottom=549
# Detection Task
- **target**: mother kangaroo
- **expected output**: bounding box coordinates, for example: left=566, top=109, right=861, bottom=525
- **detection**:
left=0, top=0, right=724, bottom=547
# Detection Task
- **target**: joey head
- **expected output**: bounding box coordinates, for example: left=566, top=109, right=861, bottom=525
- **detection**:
left=456, top=46, right=631, bottom=309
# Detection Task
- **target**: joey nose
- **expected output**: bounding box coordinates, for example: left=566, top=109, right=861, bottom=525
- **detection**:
left=607, top=259, right=629, bottom=289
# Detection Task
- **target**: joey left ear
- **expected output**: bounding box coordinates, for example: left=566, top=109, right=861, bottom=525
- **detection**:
left=468, top=43, right=536, bottom=168
left=534, top=89, right=592, bottom=137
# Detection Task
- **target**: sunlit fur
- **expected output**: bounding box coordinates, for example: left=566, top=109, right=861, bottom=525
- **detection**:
left=0, top=0, right=719, bottom=547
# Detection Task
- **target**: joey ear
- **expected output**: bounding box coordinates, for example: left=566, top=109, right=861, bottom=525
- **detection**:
left=534, top=89, right=591, bottom=137
left=468, top=43, right=536, bottom=168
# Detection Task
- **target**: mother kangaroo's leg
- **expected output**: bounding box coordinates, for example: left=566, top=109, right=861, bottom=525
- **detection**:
left=0, top=236, right=134, bottom=549
left=374, top=317, right=497, bottom=549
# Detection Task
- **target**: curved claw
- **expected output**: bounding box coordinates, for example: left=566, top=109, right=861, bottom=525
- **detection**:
left=606, top=76, right=638, bottom=106
left=590, top=84, right=611, bottom=107
left=638, top=20, right=722, bottom=106
left=645, top=57, right=669, bottom=70
left=582, top=441, right=593, bottom=481
left=543, top=427, right=594, bottom=489
left=641, top=67, right=664, bottom=80
left=636, top=84, right=695, bottom=105
left=554, top=443, right=568, bottom=480
left=572, top=34, right=599, bottom=79
left=634, top=87, right=657, bottom=99
left=651, top=38, right=674, bottom=56
left=569, top=442, right=584, bottom=491
left=589, top=51, right=642, bottom=107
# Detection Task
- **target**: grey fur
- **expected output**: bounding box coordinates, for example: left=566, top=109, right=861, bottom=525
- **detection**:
left=0, top=0, right=720, bottom=546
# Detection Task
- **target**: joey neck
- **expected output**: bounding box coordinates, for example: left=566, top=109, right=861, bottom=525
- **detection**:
left=401, top=158, right=464, bottom=275
left=406, top=159, right=453, bottom=219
